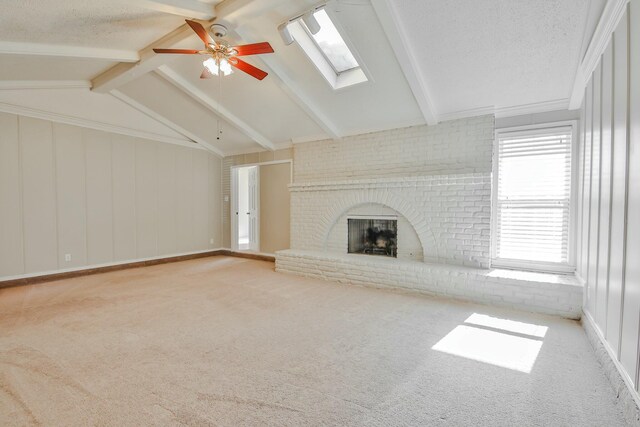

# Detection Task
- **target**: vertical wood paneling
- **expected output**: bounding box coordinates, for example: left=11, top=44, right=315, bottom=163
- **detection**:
left=112, top=136, right=137, bottom=261
left=607, top=11, right=629, bottom=356
left=576, top=99, right=586, bottom=278
left=209, top=154, right=222, bottom=247
left=0, top=115, right=222, bottom=280
left=620, top=0, right=640, bottom=389
left=580, top=2, right=640, bottom=396
left=54, top=123, right=87, bottom=268
left=84, top=129, right=114, bottom=264
left=587, top=63, right=602, bottom=315
left=20, top=117, right=58, bottom=273
left=175, top=148, right=194, bottom=252
left=193, top=153, right=209, bottom=251
left=581, top=80, right=593, bottom=283
left=596, top=43, right=614, bottom=329
left=157, top=144, right=177, bottom=255
left=135, top=139, right=158, bottom=258
left=0, top=113, right=24, bottom=276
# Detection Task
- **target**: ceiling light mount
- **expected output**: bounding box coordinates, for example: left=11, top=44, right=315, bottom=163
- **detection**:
left=210, top=23, right=228, bottom=38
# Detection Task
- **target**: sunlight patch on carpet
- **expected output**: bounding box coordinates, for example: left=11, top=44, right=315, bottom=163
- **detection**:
left=432, top=314, right=546, bottom=373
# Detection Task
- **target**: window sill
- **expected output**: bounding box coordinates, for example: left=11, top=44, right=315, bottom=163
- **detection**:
left=491, top=259, right=576, bottom=275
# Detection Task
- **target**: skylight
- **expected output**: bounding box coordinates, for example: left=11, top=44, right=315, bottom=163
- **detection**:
left=302, top=9, right=359, bottom=74
left=287, top=6, right=368, bottom=90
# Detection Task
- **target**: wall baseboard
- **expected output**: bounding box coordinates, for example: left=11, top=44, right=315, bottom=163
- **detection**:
left=582, top=311, right=640, bottom=426
left=0, top=249, right=275, bottom=290
left=219, top=250, right=275, bottom=262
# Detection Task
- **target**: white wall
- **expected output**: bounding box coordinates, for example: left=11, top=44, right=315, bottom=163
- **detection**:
left=576, top=1, right=640, bottom=400
left=0, top=112, right=222, bottom=279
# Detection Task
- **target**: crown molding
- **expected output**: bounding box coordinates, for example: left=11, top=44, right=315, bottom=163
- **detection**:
left=224, top=146, right=277, bottom=157
left=0, top=80, right=92, bottom=90
left=438, top=106, right=495, bottom=122
left=438, top=99, right=570, bottom=122
left=495, top=99, right=570, bottom=118
left=569, top=0, right=629, bottom=109
left=0, top=101, right=200, bottom=150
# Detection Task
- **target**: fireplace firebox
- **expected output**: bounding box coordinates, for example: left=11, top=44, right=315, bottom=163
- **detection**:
left=348, top=217, right=397, bottom=257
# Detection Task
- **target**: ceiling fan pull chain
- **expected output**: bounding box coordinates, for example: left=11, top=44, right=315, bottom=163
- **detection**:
left=217, top=61, right=222, bottom=141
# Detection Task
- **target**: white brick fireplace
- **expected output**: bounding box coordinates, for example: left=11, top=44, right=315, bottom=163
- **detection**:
left=289, top=174, right=491, bottom=267
left=276, top=115, right=581, bottom=318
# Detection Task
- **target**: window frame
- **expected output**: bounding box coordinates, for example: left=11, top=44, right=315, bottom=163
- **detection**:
left=491, top=121, right=578, bottom=274
left=288, top=6, right=370, bottom=91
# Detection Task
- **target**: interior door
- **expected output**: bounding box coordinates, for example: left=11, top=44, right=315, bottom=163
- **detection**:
left=248, top=166, right=259, bottom=251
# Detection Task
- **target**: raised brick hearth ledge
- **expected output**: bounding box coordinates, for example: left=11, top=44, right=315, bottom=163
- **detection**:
left=275, top=249, right=582, bottom=319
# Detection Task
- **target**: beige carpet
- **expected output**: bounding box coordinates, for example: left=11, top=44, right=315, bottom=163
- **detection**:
left=0, top=256, right=629, bottom=426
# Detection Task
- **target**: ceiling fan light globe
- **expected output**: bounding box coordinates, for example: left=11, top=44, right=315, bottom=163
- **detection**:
left=203, top=58, right=219, bottom=76
left=219, top=58, right=233, bottom=76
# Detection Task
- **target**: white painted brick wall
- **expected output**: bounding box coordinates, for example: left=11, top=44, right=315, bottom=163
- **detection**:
left=276, top=250, right=582, bottom=319
left=280, top=115, right=584, bottom=317
left=289, top=174, right=491, bottom=268
left=290, top=116, right=494, bottom=268
left=293, top=116, right=494, bottom=183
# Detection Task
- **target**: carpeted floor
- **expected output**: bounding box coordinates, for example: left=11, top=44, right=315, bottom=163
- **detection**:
left=0, top=256, right=629, bottom=426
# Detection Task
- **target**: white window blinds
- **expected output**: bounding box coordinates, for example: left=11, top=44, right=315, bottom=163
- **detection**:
left=494, top=126, right=573, bottom=270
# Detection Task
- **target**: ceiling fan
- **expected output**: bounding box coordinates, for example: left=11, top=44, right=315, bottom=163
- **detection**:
left=153, top=19, right=274, bottom=81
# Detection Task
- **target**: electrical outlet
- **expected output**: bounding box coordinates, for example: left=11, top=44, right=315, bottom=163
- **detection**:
left=210, top=238, right=214, bottom=245
left=64, top=254, right=72, bottom=262
left=224, top=195, right=229, bottom=202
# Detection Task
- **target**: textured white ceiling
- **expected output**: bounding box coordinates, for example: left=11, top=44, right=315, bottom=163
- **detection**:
left=389, top=0, right=598, bottom=115
left=226, top=0, right=424, bottom=136
left=0, top=0, right=606, bottom=155
left=0, top=0, right=188, bottom=49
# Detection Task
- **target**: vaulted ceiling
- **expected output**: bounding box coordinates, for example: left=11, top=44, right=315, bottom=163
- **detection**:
left=0, top=0, right=606, bottom=156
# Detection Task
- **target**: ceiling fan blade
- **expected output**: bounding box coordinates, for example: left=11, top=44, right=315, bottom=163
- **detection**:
left=231, top=58, right=268, bottom=80
left=185, top=19, right=215, bottom=47
left=233, top=42, right=274, bottom=56
left=200, top=68, right=214, bottom=79
left=153, top=48, right=201, bottom=54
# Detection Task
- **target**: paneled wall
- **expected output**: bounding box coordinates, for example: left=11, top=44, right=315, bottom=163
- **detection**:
left=0, top=112, right=222, bottom=279
left=576, top=1, right=640, bottom=399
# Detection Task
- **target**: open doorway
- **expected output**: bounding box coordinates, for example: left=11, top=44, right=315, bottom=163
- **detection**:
left=232, top=165, right=259, bottom=251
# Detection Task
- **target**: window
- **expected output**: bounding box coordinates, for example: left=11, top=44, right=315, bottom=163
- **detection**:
left=288, top=7, right=368, bottom=89
left=492, top=124, right=575, bottom=272
left=302, top=9, right=359, bottom=74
